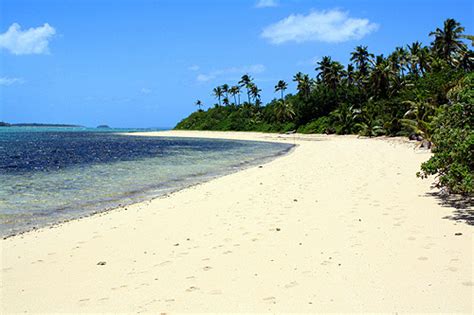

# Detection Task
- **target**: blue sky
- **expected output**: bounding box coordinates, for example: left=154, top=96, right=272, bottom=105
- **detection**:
left=1, top=0, right=473, bottom=128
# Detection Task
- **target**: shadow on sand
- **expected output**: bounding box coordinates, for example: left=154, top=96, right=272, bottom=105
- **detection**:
left=427, top=191, right=474, bottom=226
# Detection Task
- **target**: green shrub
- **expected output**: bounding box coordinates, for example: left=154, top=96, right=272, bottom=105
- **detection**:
left=418, top=74, right=474, bottom=195
left=298, top=117, right=331, bottom=134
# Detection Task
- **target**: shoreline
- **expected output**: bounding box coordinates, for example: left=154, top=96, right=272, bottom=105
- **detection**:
left=1, top=131, right=472, bottom=313
left=2, top=135, right=295, bottom=240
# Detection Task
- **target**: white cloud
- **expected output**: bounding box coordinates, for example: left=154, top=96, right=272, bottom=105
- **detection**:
left=0, top=23, right=56, bottom=55
left=0, top=77, right=25, bottom=86
left=188, top=65, right=200, bottom=71
left=261, top=9, right=378, bottom=44
left=196, top=74, right=214, bottom=82
left=140, top=88, right=152, bottom=94
left=255, top=0, right=278, bottom=8
left=196, top=64, right=266, bottom=83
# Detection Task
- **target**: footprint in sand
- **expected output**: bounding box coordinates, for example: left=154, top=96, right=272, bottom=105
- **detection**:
left=186, top=286, right=199, bottom=292
left=284, top=281, right=298, bottom=289
left=462, top=281, right=474, bottom=286
left=417, top=256, right=428, bottom=261
left=408, top=236, right=417, bottom=241
left=263, top=296, right=277, bottom=304
left=209, top=289, right=222, bottom=295
left=203, top=266, right=213, bottom=271
left=156, top=261, right=172, bottom=267
left=78, top=298, right=90, bottom=303
left=223, top=250, right=232, bottom=255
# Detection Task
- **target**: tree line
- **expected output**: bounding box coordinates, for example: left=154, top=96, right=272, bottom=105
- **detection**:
left=176, top=18, right=473, bottom=194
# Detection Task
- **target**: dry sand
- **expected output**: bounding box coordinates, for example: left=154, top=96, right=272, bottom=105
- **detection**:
left=1, top=131, right=472, bottom=313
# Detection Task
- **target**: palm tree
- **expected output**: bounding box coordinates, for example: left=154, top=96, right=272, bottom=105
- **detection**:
left=293, top=72, right=304, bottom=83
left=195, top=99, right=203, bottom=111
left=418, top=46, right=432, bottom=74
left=350, top=45, right=374, bottom=79
left=221, top=84, right=229, bottom=101
left=229, top=85, right=241, bottom=105
left=249, top=83, right=261, bottom=105
left=212, top=86, right=223, bottom=106
left=355, top=100, right=385, bottom=137
left=293, top=72, right=312, bottom=99
left=407, top=41, right=422, bottom=76
left=238, top=74, right=253, bottom=104
left=430, top=18, right=467, bottom=64
left=223, top=97, right=230, bottom=106
left=316, top=58, right=346, bottom=91
left=330, top=103, right=360, bottom=134
left=454, top=49, right=474, bottom=71
left=345, top=64, right=355, bottom=86
left=327, top=61, right=345, bottom=91
left=401, top=97, right=436, bottom=143
left=369, top=55, right=395, bottom=98
left=394, top=46, right=409, bottom=77
left=315, top=56, right=332, bottom=84
left=274, top=80, right=288, bottom=100
left=274, top=100, right=295, bottom=123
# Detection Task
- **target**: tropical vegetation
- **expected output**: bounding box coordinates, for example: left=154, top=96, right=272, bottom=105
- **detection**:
left=175, top=18, right=473, bottom=195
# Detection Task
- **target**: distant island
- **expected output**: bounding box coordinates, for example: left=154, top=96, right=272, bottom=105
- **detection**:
left=0, top=122, right=82, bottom=127
left=97, top=125, right=111, bottom=129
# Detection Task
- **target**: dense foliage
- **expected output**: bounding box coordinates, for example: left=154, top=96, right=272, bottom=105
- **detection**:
left=176, top=19, right=473, bottom=194
left=418, top=73, right=473, bottom=194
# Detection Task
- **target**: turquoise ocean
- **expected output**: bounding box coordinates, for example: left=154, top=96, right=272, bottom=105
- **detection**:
left=0, top=127, right=293, bottom=237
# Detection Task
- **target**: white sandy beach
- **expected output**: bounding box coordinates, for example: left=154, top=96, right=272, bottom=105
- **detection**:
left=1, top=131, right=472, bottom=313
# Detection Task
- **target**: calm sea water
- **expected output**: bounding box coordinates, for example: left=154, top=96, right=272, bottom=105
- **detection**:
left=0, top=127, right=293, bottom=237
